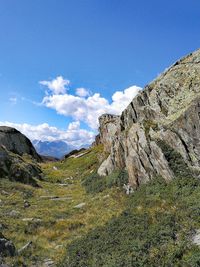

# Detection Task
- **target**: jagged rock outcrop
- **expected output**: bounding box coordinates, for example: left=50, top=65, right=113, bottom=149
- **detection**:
left=97, top=48, right=200, bottom=187
left=0, top=126, right=41, bottom=161
left=0, top=127, right=43, bottom=186
left=92, top=134, right=101, bottom=147
left=98, top=114, right=121, bottom=152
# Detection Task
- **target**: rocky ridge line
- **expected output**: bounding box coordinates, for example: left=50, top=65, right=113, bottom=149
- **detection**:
left=97, top=48, right=200, bottom=187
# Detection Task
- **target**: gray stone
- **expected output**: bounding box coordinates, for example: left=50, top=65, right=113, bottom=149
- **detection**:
left=192, top=229, right=200, bottom=246
left=0, top=145, right=42, bottom=186
left=0, top=126, right=41, bottom=161
left=74, top=203, right=86, bottom=209
left=0, top=233, right=16, bottom=257
left=8, top=210, right=20, bottom=218
left=97, top=49, right=200, bottom=187
left=97, top=155, right=115, bottom=176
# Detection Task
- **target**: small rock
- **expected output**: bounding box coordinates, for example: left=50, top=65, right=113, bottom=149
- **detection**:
left=51, top=197, right=72, bottom=201
left=44, top=258, right=54, bottom=266
left=24, top=200, right=30, bottom=208
left=1, top=190, right=9, bottom=196
left=22, top=218, right=34, bottom=222
left=74, top=203, right=86, bottom=209
left=102, top=194, right=110, bottom=199
left=123, top=184, right=134, bottom=195
left=8, top=210, right=20, bottom=218
left=192, top=229, right=200, bottom=246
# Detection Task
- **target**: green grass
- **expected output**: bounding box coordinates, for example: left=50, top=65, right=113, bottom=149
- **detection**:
left=0, top=145, right=127, bottom=266
left=1, top=144, right=200, bottom=267
left=82, top=170, right=129, bottom=194
left=61, top=176, right=200, bottom=267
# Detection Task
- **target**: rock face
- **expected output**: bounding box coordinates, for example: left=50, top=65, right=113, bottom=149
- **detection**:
left=0, top=127, right=42, bottom=185
left=0, top=126, right=41, bottom=161
left=97, top=49, right=200, bottom=187
left=98, top=114, right=121, bottom=153
left=0, top=145, right=42, bottom=186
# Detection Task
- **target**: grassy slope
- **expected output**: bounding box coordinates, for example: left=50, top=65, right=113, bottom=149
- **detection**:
left=1, top=144, right=200, bottom=267
left=60, top=142, right=200, bottom=267
left=62, top=177, right=200, bottom=267
left=0, top=146, right=127, bottom=266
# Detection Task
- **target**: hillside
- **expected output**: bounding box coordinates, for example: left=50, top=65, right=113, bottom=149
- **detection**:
left=0, top=146, right=128, bottom=266
left=1, top=145, right=200, bottom=267
left=1, top=49, right=200, bottom=267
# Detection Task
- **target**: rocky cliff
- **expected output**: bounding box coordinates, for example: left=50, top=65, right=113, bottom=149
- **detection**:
left=97, top=48, right=200, bottom=187
left=0, top=126, right=41, bottom=161
left=0, top=127, right=42, bottom=185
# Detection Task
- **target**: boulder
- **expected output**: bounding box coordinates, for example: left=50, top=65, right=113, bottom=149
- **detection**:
left=0, top=126, right=42, bottom=185
left=0, top=126, right=41, bottom=161
left=0, top=145, right=42, bottom=186
left=0, top=233, right=16, bottom=257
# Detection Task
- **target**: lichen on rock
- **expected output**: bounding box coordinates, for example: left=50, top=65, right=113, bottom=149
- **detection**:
left=97, top=49, right=200, bottom=187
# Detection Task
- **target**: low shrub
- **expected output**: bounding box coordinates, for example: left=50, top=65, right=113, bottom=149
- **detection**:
left=82, top=170, right=129, bottom=194
left=61, top=176, right=200, bottom=267
left=157, top=140, right=193, bottom=178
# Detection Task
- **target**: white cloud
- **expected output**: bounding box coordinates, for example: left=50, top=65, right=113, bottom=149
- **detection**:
left=9, top=97, right=17, bottom=105
left=41, top=77, right=142, bottom=129
left=39, top=76, right=70, bottom=95
left=1, top=78, right=142, bottom=148
left=76, top=87, right=90, bottom=97
left=110, top=85, right=141, bottom=112
left=68, top=121, right=80, bottom=131
left=0, top=121, right=95, bottom=147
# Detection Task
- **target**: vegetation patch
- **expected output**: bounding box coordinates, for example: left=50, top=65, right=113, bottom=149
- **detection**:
left=82, top=170, right=129, bottom=194
left=61, top=176, right=200, bottom=267
left=157, top=140, right=193, bottom=178
left=0, top=146, right=127, bottom=266
left=143, top=120, right=159, bottom=135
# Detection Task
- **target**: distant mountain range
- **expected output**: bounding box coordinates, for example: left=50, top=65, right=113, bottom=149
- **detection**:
left=32, top=140, right=75, bottom=159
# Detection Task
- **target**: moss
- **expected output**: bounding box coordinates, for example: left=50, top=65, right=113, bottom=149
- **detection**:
left=143, top=120, right=159, bottom=135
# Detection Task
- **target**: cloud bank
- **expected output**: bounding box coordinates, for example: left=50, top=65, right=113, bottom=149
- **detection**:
left=1, top=76, right=142, bottom=146
left=0, top=121, right=95, bottom=147
left=41, top=76, right=142, bottom=129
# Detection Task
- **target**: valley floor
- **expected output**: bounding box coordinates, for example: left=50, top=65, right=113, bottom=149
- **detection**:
left=1, top=146, right=200, bottom=267
left=0, top=146, right=127, bottom=266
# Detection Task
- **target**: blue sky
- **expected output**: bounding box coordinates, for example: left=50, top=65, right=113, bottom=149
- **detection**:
left=0, top=0, right=200, bottom=145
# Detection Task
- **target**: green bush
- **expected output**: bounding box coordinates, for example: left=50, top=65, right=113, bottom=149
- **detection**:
left=61, top=176, right=200, bottom=267
left=82, top=173, right=107, bottom=193
left=157, top=140, right=193, bottom=178
left=82, top=170, right=129, bottom=194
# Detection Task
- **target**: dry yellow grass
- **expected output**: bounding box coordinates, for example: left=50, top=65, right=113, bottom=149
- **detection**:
left=0, top=146, right=127, bottom=266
